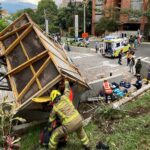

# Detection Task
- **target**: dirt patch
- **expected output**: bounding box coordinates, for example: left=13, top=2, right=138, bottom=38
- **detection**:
left=129, top=106, right=150, bottom=117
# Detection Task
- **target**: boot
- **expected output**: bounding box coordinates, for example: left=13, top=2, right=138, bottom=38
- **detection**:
left=84, top=145, right=91, bottom=150
left=96, top=141, right=109, bottom=150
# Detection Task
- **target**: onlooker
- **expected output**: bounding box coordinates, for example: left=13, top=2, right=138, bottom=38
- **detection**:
left=129, top=57, right=135, bottom=74
left=134, top=36, right=138, bottom=49
left=126, top=51, right=132, bottom=66
left=135, top=59, right=142, bottom=75
left=146, top=66, right=150, bottom=84
left=118, top=49, right=123, bottom=65
left=95, top=41, right=99, bottom=53
left=102, top=80, right=113, bottom=103
left=132, top=74, right=142, bottom=90
left=129, top=35, right=134, bottom=49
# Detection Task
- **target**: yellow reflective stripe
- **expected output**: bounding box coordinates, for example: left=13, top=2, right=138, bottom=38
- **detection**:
left=81, top=136, right=87, bottom=142
left=54, top=106, right=66, bottom=118
left=49, top=142, right=56, bottom=149
left=49, top=117, right=55, bottom=122
left=81, top=135, right=89, bottom=145
left=63, top=112, right=79, bottom=125
left=50, top=132, right=58, bottom=145
left=83, top=139, right=89, bottom=145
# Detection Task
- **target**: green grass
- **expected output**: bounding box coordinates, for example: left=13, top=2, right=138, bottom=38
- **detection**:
left=21, top=91, right=150, bottom=150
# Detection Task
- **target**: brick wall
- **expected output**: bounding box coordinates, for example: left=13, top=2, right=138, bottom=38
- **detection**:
left=120, top=0, right=131, bottom=23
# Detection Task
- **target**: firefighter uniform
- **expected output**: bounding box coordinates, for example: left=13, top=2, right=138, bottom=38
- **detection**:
left=49, top=80, right=89, bottom=150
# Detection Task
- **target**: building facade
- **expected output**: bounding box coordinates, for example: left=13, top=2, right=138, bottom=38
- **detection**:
left=92, top=0, right=148, bottom=35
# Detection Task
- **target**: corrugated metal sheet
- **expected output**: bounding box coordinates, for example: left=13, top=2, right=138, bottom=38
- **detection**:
left=0, top=13, right=89, bottom=112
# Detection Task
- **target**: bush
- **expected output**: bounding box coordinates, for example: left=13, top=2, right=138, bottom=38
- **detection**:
left=0, top=19, right=8, bottom=32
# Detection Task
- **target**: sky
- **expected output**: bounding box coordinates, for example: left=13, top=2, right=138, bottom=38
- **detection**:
left=0, top=0, right=61, bottom=5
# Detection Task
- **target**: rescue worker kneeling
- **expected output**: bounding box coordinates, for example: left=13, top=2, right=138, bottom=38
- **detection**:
left=48, top=80, right=90, bottom=150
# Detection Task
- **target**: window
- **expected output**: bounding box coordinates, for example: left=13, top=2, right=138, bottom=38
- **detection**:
left=130, top=0, right=142, bottom=10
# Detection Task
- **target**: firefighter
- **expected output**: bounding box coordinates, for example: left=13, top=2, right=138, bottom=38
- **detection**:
left=48, top=79, right=90, bottom=150
left=103, top=79, right=113, bottom=103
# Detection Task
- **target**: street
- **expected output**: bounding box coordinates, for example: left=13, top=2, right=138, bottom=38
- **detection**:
left=68, top=43, right=150, bottom=83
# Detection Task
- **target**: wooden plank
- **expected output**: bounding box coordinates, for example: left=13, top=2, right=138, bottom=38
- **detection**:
left=0, top=13, right=29, bottom=36
left=48, top=52, right=61, bottom=74
left=4, top=47, right=19, bottom=98
left=0, top=23, right=31, bottom=41
left=8, top=50, right=48, bottom=75
left=3, top=25, right=33, bottom=56
left=62, top=73, right=89, bottom=88
left=16, top=75, right=62, bottom=111
left=8, top=50, right=47, bottom=74
left=13, top=120, right=47, bottom=134
left=17, top=57, right=50, bottom=102
left=19, top=40, right=42, bottom=90
left=13, top=28, right=42, bottom=91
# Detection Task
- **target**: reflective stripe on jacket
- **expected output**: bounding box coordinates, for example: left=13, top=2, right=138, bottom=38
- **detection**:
left=103, top=82, right=112, bottom=94
left=49, top=80, right=80, bottom=125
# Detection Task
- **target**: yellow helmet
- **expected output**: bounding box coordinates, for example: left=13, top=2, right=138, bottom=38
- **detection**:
left=50, top=90, right=61, bottom=102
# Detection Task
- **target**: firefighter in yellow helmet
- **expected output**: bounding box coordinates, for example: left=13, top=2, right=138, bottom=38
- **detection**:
left=48, top=79, right=90, bottom=150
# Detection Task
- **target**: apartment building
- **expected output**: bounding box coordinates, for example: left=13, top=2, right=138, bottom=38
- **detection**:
left=92, top=0, right=148, bottom=35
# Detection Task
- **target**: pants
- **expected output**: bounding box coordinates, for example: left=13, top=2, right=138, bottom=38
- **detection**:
left=105, top=93, right=113, bottom=103
left=118, top=58, right=122, bottom=65
left=135, top=69, right=141, bottom=75
left=49, top=116, right=89, bottom=150
left=127, top=58, right=130, bottom=66
left=129, top=65, right=134, bottom=73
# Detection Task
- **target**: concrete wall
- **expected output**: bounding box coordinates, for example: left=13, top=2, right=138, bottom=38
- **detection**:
left=80, top=74, right=123, bottom=102
left=141, top=59, right=150, bottom=78
left=65, top=45, right=94, bottom=53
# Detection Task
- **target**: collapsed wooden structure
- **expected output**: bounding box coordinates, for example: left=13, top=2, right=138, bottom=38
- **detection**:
left=0, top=13, right=89, bottom=113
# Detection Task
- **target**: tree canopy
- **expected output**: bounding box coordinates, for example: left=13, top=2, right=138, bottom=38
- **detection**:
left=95, top=17, right=118, bottom=35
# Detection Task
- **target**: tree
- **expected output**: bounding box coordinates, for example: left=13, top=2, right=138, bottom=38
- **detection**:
left=36, top=0, right=58, bottom=25
left=95, top=17, right=118, bottom=35
left=12, top=8, right=37, bottom=22
left=56, top=1, right=92, bottom=35
left=0, top=19, right=8, bottom=31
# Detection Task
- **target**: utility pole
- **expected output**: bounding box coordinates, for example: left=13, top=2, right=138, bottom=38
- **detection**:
left=83, top=2, right=86, bottom=33
left=44, top=9, right=49, bottom=35
left=83, top=0, right=88, bottom=33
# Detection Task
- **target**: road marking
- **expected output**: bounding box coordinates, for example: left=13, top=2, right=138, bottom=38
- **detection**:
left=87, top=65, right=102, bottom=70
left=71, top=54, right=95, bottom=60
left=141, top=57, right=149, bottom=60
left=90, top=48, right=95, bottom=51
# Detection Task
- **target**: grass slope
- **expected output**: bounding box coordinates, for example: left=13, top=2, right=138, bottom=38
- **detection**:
left=21, top=92, right=150, bottom=150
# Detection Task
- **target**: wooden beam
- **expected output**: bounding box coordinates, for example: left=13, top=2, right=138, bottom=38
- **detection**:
left=61, top=73, right=89, bottom=89
left=13, top=28, right=43, bottom=90
left=17, top=57, right=50, bottom=102
left=0, top=13, right=28, bottom=36
left=0, top=23, right=31, bottom=41
left=8, top=50, right=48, bottom=75
left=48, top=52, right=61, bottom=74
left=5, top=58, right=18, bottom=98
left=16, top=75, right=62, bottom=111
left=4, top=25, right=33, bottom=56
